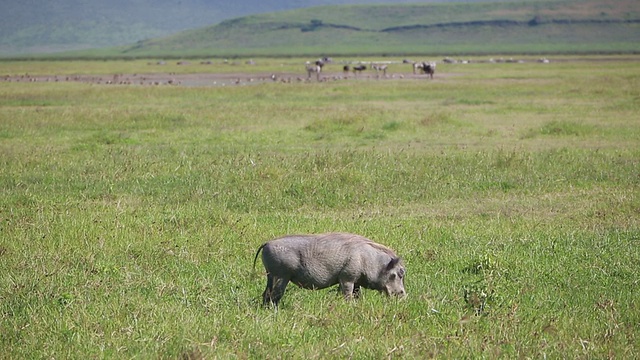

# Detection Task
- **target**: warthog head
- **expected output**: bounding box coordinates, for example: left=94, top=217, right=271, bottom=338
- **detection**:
left=382, top=257, right=407, bottom=297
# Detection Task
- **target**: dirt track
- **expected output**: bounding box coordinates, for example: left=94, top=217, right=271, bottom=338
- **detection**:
left=1, top=71, right=446, bottom=87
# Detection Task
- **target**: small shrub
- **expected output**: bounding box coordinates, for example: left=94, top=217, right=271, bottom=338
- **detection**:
left=523, top=120, right=595, bottom=138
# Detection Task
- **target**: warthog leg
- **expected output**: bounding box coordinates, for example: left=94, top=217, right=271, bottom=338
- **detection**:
left=262, top=274, right=290, bottom=306
left=352, top=286, right=361, bottom=299
left=338, top=280, right=358, bottom=300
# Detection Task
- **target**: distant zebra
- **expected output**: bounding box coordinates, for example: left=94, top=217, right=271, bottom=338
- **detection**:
left=372, top=64, right=388, bottom=78
left=412, top=62, right=423, bottom=75
left=305, top=61, right=322, bottom=80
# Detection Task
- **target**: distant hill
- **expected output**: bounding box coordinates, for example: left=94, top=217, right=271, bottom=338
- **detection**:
left=103, top=0, right=640, bottom=57
left=4, top=0, right=638, bottom=58
left=0, top=0, right=495, bottom=56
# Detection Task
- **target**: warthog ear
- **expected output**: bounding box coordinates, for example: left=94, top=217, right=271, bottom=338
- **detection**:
left=386, top=257, right=401, bottom=271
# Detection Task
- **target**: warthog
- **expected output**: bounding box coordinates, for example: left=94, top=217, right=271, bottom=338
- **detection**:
left=254, top=233, right=406, bottom=306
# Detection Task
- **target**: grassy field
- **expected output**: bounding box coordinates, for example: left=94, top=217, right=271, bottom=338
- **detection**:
left=1, top=57, right=639, bottom=358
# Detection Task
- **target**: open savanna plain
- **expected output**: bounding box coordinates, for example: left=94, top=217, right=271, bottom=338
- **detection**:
left=1, top=56, right=639, bottom=358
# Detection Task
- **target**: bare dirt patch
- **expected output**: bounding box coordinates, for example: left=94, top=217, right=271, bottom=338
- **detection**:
left=1, top=70, right=454, bottom=87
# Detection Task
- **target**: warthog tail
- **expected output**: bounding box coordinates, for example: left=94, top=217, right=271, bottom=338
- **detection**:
left=253, top=243, right=267, bottom=270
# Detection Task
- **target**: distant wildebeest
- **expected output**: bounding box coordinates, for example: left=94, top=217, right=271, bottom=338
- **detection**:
left=413, top=61, right=436, bottom=79
left=422, top=62, right=436, bottom=79
left=352, top=64, right=367, bottom=75
left=254, top=233, right=406, bottom=306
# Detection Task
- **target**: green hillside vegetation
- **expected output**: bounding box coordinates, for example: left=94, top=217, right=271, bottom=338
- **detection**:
left=0, top=0, right=221, bottom=54
left=0, top=0, right=471, bottom=56
left=107, top=0, right=640, bottom=58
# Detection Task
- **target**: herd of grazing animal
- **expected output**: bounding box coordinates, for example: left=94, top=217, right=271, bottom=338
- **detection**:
left=0, top=59, right=435, bottom=87
left=1, top=57, right=549, bottom=88
left=302, top=57, right=438, bottom=82
left=300, top=55, right=549, bottom=83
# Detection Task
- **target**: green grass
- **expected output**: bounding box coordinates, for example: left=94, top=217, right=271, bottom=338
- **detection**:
left=1, top=56, right=639, bottom=358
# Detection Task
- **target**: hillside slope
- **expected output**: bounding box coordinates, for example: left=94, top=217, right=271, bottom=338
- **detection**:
left=1, top=0, right=483, bottom=55
left=116, top=0, right=640, bottom=57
